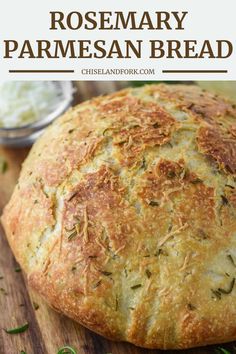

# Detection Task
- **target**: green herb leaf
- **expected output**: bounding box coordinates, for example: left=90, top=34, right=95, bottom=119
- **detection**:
left=131, top=81, right=158, bottom=87
left=187, top=303, right=196, bottom=311
left=216, top=348, right=232, bottom=354
left=140, top=157, right=147, bottom=170
left=227, top=254, right=236, bottom=267
left=152, top=123, right=159, bottom=129
left=211, top=289, right=222, bottom=300
left=57, top=346, right=77, bottom=354
left=67, top=230, right=77, bottom=241
left=33, top=302, right=39, bottom=310
left=100, top=271, right=112, bottom=276
left=221, top=195, right=229, bottom=205
left=4, top=323, right=29, bottom=334
left=225, top=184, right=235, bottom=189
left=155, top=248, right=168, bottom=256
left=115, top=295, right=118, bottom=311
left=20, top=351, right=27, bottom=354
left=218, top=278, right=235, bottom=294
left=0, top=287, right=8, bottom=296
left=15, top=267, right=21, bottom=273
left=167, top=171, right=176, bottom=179
left=190, top=178, right=203, bottom=184
left=145, top=269, right=152, bottom=278
left=67, top=192, right=78, bottom=202
left=0, top=158, right=8, bottom=174
left=93, top=280, right=102, bottom=289
left=149, top=201, right=159, bottom=207
left=103, top=127, right=111, bottom=136
left=212, top=278, right=235, bottom=299
left=131, top=284, right=142, bottom=290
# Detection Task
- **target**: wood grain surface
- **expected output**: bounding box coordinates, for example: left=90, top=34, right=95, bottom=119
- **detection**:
left=0, top=81, right=235, bottom=354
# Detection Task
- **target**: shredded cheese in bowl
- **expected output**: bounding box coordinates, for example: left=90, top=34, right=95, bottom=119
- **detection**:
left=0, top=81, right=63, bottom=128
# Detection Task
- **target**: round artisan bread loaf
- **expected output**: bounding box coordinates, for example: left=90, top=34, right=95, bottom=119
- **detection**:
left=2, top=84, right=236, bottom=349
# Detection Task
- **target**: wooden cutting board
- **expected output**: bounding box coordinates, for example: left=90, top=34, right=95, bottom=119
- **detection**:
left=0, top=81, right=234, bottom=354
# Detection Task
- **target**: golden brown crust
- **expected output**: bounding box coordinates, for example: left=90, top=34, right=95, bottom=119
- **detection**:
left=197, top=126, right=236, bottom=174
left=2, top=84, right=236, bottom=349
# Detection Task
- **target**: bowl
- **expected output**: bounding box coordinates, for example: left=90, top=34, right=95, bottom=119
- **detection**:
left=0, top=81, right=74, bottom=147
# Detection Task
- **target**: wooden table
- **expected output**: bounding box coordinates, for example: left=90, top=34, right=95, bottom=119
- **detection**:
left=0, top=81, right=234, bottom=354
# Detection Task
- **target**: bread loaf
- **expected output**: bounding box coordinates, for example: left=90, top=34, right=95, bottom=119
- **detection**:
left=2, top=84, right=236, bottom=349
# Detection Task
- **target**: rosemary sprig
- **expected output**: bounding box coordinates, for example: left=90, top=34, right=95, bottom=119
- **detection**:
left=221, top=195, right=229, bottom=205
left=93, top=280, right=102, bottom=289
left=0, top=158, right=8, bottom=174
left=227, top=254, right=236, bottom=267
left=131, top=284, right=142, bottom=290
left=187, top=303, right=196, bottom=311
left=211, top=289, right=222, bottom=300
left=66, top=219, right=80, bottom=241
left=33, top=302, right=39, bottom=310
left=145, top=269, right=152, bottom=278
left=57, top=346, right=77, bottom=354
left=115, top=295, right=118, bottom=311
left=225, top=184, right=235, bottom=189
left=100, top=271, right=112, bottom=276
left=167, top=171, right=176, bottom=178
left=212, top=278, right=235, bottom=299
left=218, top=278, right=235, bottom=294
left=0, top=288, right=8, bottom=296
left=140, top=157, right=147, bottom=170
left=67, top=230, right=77, bottom=241
left=190, top=178, right=203, bottom=184
left=67, top=192, right=78, bottom=202
left=215, top=348, right=232, bottom=354
left=149, top=200, right=159, bottom=207
left=4, top=323, right=29, bottom=334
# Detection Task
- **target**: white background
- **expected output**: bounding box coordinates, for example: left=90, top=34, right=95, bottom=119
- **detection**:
left=0, top=0, right=235, bottom=81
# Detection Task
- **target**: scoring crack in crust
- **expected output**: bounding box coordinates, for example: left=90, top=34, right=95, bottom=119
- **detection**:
left=2, top=84, right=236, bottom=349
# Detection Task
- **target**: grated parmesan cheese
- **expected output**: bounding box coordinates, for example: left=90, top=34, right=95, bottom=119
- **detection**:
left=0, top=81, right=61, bottom=128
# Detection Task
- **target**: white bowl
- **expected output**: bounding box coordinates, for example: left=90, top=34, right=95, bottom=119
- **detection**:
left=0, top=81, right=74, bottom=147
